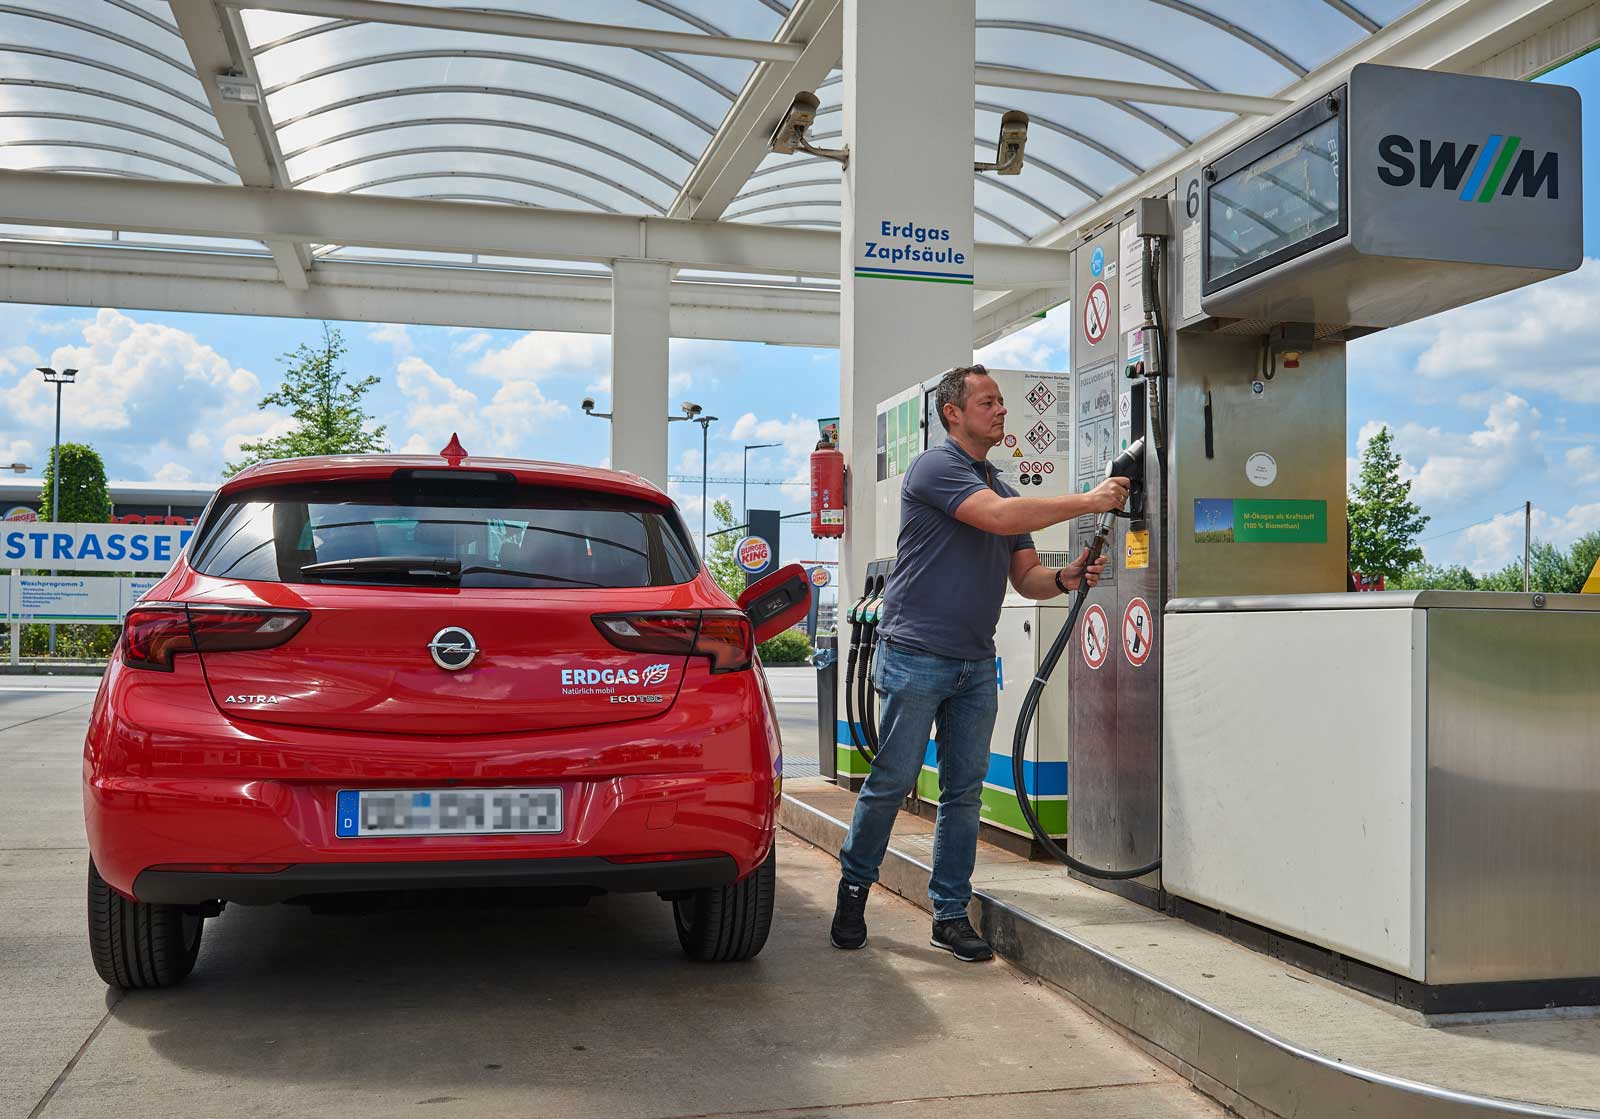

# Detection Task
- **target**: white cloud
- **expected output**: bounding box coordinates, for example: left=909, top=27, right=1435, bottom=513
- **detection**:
left=0, top=343, right=40, bottom=378
left=2, top=437, right=34, bottom=468
left=1565, top=445, right=1600, bottom=487
left=1458, top=502, right=1600, bottom=573
left=368, top=323, right=414, bottom=356
left=487, top=381, right=569, bottom=453
left=1373, top=394, right=1545, bottom=508
left=726, top=412, right=823, bottom=481
left=974, top=302, right=1072, bottom=370
left=472, top=331, right=608, bottom=382
left=1366, top=259, right=1600, bottom=403
left=154, top=461, right=193, bottom=483
left=389, top=355, right=568, bottom=457
left=452, top=331, right=491, bottom=356
left=394, top=356, right=484, bottom=450
left=0, top=309, right=265, bottom=481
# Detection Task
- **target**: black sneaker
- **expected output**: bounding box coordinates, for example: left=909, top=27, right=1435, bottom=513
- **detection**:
left=930, top=917, right=993, bottom=962
left=830, top=879, right=868, bottom=949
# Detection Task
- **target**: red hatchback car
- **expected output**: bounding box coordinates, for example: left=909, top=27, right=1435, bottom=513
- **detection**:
left=83, top=447, right=809, bottom=988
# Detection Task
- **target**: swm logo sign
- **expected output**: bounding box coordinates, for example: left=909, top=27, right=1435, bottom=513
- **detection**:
left=1377, top=133, right=1559, bottom=202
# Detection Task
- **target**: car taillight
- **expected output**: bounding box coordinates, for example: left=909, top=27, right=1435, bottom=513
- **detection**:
left=693, top=610, right=754, bottom=673
left=594, top=609, right=754, bottom=674
left=121, top=604, right=309, bottom=671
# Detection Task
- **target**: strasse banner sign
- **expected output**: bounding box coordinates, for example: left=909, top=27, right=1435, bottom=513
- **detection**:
left=2, top=522, right=193, bottom=574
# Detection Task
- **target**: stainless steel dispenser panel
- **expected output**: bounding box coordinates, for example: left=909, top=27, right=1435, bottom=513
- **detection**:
left=1168, top=335, right=1347, bottom=599
left=1425, top=607, right=1600, bottom=984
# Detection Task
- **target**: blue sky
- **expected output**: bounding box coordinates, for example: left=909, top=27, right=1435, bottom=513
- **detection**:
left=2, top=51, right=1599, bottom=574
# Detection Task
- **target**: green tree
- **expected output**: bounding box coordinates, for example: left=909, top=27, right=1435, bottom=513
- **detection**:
left=705, top=497, right=745, bottom=600
left=39, top=442, right=111, bottom=523
left=1348, top=427, right=1429, bottom=580
left=226, top=324, right=386, bottom=476
left=1395, top=563, right=1480, bottom=590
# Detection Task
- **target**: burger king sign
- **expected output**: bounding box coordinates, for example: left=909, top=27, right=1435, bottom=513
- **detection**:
left=735, top=535, right=772, bottom=575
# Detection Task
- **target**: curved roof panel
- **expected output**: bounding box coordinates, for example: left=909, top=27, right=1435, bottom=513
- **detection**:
left=0, top=0, right=1434, bottom=296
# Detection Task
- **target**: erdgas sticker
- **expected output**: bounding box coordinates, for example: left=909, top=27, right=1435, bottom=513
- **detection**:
left=560, top=662, right=674, bottom=699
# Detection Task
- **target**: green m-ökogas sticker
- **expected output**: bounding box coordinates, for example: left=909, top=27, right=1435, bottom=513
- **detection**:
left=1193, top=499, right=1326, bottom=543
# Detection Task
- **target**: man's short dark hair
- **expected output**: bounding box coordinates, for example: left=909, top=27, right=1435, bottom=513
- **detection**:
left=933, top=364, right=989, bottom=431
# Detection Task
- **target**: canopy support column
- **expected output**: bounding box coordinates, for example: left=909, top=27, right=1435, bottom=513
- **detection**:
left=838, top=0, right=976, bottom=599
left=610, top=258, right=671, bottom=487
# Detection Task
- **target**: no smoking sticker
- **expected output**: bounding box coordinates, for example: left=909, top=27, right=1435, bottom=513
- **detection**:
left=1082, top=281, right=1110, bottom=346
left=1081, top=604, right=1109, bottom=670
left=1122, top=597, right=1153, bottom=667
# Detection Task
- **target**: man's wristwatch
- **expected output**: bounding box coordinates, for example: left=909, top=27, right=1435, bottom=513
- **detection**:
left=1053, top=568, right=1070, bottom=596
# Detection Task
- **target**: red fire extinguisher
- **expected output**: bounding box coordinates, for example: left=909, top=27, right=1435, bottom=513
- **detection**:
left=810, top=435, right=845, bottom=538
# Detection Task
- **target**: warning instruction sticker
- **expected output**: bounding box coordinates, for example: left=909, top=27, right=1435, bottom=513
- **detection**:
left=1025, top=420, right=1056, bottom=454
left=1026, top=382, right=1056, bottom=414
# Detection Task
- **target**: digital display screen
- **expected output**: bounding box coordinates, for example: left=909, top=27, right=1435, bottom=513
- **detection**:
left=1208, top=116, right=1342, bottom=286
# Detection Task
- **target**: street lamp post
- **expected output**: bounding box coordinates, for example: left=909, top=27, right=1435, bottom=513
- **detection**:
left=742, top=442, right=780, bottom=525
left=37, top=367, right=78, bottom=657
left=692, top=413, right=719, bottom=551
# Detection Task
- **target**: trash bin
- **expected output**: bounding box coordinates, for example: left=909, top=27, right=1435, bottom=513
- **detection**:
left=813, top=633, right=837, bottom=783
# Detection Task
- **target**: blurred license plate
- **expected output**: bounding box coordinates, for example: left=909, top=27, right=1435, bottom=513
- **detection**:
left=335, top=787, right=562, bottom=838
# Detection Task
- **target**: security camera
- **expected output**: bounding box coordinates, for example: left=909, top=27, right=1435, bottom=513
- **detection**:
left=977, top=110, right=1029, bottom=175
left=582, top=397, right=596, bottom=414
left=769, top=91, right=848, bottom=165
left=681, top=401, right=702, bottom=418
left=770, top=92, right=820, bottom=155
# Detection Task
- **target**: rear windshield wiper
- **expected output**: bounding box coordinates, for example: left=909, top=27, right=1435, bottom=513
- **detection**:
left=457, top=564, right=604, bottom=587
left=300, top=555, right=462, bottom=578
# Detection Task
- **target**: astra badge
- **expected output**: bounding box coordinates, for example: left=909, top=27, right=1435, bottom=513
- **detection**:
left=223, top=694, right=282, bottom=704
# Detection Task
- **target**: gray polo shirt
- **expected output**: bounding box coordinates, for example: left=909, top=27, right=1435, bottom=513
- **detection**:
left=875, top=439, right=1035, bottom=661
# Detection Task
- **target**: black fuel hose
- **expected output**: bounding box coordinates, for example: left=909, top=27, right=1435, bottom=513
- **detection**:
left=857, top=612, right=880, bottom=756
left=1010, top=524, right=1161, bottom=881
left=843, top=595, right=873, bottom=764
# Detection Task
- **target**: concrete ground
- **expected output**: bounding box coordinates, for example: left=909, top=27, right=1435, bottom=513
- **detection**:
left=2, top=678, right=1222, bottom=1119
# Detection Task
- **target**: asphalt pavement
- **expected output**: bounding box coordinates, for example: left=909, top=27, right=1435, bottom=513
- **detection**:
left=2, top=677, right=1222, bottom=1119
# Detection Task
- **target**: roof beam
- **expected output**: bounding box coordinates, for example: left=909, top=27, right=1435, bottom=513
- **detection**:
left=225, top=0, right=806, bottom=63
left=0, top=170, right=1068, bottom=290
left=671, top=0, right=843, bottom=221
left=170, top=0, right=309, bottom=291
left=973, top=65, right=1291, bottom=116
left=0, top=240, right=841, bottom=344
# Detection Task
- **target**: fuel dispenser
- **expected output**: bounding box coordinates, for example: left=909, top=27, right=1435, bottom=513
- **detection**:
left=1003, top=63, right=1600, bottom=1011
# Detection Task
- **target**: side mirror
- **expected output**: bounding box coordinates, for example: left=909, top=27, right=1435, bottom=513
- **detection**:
left=736, top=562, right=812, bottom=645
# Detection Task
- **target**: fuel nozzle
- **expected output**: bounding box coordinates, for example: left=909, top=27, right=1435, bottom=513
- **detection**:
left=1088, top=437, right=1146, bottom=559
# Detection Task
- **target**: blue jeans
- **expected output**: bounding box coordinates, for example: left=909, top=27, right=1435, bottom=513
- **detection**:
left=839, top=639, right=998, bottom=922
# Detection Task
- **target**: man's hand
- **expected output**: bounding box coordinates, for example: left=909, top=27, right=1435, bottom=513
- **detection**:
left=1086, top=476, right=1130, bottom=513
left=1059, top=547, right=1108, bottom=591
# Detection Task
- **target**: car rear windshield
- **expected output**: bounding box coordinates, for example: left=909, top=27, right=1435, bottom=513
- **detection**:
left=188, top=478, right=701, bottom=588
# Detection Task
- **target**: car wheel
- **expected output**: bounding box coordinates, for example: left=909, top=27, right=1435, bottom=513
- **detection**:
left=672, top=845, right=776, bottom=962
left=87, top=859, right=204, bottom=989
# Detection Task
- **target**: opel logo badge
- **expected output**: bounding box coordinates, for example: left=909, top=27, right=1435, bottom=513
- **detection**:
left=428, top=626, right=478, bottom=671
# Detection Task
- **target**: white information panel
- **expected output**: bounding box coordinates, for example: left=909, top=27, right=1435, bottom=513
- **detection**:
left=5, top=576, right=167, bottom=623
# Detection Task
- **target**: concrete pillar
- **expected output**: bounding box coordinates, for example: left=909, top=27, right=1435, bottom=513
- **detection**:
left=835, top=0, right=975, bottom=775
left=609, top=258, right=671, bottom=486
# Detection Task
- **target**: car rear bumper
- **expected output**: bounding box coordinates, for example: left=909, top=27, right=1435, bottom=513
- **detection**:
left=133, top=854, right=741, bottom=906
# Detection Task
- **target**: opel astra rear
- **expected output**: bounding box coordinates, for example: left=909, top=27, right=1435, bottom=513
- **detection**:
left=82, top=447, right=807, bottom=987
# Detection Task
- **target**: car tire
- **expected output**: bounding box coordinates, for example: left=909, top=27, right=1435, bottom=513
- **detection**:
left=87, top=860, right=204, bottom=989
left=672, top=845, right=775, bottom=962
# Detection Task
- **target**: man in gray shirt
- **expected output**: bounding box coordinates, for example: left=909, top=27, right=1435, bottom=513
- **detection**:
left=831, top=364, right=1129, bottom=962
